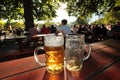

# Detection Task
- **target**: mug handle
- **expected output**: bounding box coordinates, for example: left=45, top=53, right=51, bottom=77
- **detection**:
left=83, top=44, right=92, bottom=61
left=34, top=46, right=46, bottom=66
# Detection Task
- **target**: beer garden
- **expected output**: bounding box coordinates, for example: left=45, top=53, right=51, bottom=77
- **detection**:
left=0, top=0, right=120, bottom=80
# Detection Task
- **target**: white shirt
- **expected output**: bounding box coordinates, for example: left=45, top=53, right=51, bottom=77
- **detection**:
left=58, top=25, right=72, bottom=35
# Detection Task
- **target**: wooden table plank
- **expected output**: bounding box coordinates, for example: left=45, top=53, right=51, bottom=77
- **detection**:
left=2, top=67, right=46, bottom=80
left=3, top=67, right=68, bottom=80
left=0, top=39, right=120, bottom=80
left=91, top=39, right=120, bottom=51
left=0, top=54, right=45, bottom=79
left=2, top=42, right=119, bottom=80
left=66, top=39, right=120, bottom=80
left=2, top=67, right=65, bottom=80
left=66, top=50, right=119, bottom=80
left=93, top=61, right=120, bottom=80
left=0, top=49, right=34, bottom=62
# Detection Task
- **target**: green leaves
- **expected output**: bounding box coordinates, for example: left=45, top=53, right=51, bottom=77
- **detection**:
left=66, top=0, right=120, bottom=24
left=0, top=0, right=120, bottom=25
left=32, top=0, right=60, bottom=20
left=0, top=0, right=60, bottom=21
left=0, top=0, right=23, bottom=20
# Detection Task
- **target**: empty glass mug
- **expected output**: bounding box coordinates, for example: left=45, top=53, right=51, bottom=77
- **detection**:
left=65, top=34, right=92, bottom=71
left=34, top=34, right=64, bottom=74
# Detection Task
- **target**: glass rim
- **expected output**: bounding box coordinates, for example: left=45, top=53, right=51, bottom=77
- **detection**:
left=66, top=34, right=85, bottom=37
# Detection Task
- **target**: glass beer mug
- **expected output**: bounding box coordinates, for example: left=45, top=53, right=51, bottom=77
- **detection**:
left=34, top=34, right=64, bottom=74
left=65, top=34, right=92, bottom=71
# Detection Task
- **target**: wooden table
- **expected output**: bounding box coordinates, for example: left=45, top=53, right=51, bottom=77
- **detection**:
left=0, top=34, right=46, bottom=62
left=0, top=39, right=120, bottom=80
left=31, top=34, right=47, bottom=46
left=4, top=36, right=27, bottom=49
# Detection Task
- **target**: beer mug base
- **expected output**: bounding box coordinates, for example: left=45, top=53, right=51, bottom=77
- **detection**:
left=66, top=60, right=83, bottom=71
left=66, top=65, right=82, bottom=71
left=47, top=68, right=64, bottom=74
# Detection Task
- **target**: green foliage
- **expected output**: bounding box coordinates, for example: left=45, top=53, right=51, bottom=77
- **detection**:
left=103, top=11, right=120, bottom=24
left=1, top=0, right=120, bottom=25
left=0, top=20, right=6, bottom=29
left=0, top=0, right=60, bottom=22
left=32, top=0, right=59, bottom=20
left=0, top=0, right=23, bottom=20
left=0, top=19, right=25, bottom=30
left=76, top=17, right=88, bottom=24
left=11, top=21, right=25, bottom=29
left=66, top=0, right=120, bottom=24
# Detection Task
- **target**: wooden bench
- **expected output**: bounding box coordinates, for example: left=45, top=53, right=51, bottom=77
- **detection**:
left=0, top=35, right=46, bottom=62
left=0, top=47, right=45, bottom=62
left=0, top=49, right=34, bottom=62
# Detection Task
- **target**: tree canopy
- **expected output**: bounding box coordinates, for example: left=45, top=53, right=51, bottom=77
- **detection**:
left=0, top=0, right=120, bottom=26
left=0, top=0, right=23, bottom=20
left=66, top=0, right=120, bottom=24
left=0, top=0, right=61, bottom=30
left=0, top=0, right=62, bottom=22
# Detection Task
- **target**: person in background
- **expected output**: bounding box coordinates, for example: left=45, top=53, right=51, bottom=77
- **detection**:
left=36, top=24, right=41, bottom=34
left=29, top=24, right=38, bottom=36
left=49, top=25, right=57, bottom=33
left=57, top=19, right=72, bottom=36
left=71, top=25, right=78, bottom=34
left=41, top=24, right=50, bottom=34
left=107, top=21, right=120, bottom=39
left=7, top=25, right=13, bottom=33
left=101, top=24, right=108, bottom=39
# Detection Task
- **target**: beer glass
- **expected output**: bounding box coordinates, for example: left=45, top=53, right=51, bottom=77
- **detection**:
left=65, top=34, right=91, bottom=71
left=34, top=34, right=64, bottom=74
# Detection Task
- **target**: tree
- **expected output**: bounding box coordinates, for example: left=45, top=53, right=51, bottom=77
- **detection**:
left=23, top=0, right=34, bottom=31
left=0, top=0, right=23, bottom=20
left=32, top=0, right=59, bottom=20
left=0, top=0, right=60, bottom=30
left=66, top=0, right=120, bottom=24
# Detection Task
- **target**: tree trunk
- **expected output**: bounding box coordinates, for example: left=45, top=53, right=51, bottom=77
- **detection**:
left=23, top=0, right=34, bottom=31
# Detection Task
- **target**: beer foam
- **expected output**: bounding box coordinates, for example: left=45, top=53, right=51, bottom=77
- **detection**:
left=45, top=34, right=64, bottom=47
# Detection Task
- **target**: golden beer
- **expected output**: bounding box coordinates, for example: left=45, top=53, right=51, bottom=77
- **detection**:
left=34, top=34, right=64, bottom=74
left=45, top=46, right=64, bottom=74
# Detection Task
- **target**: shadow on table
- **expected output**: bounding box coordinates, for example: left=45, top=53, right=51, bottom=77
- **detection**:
left=42, top=68, right=84, bottom=80
left=42, top=70, right=64, bottom=80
